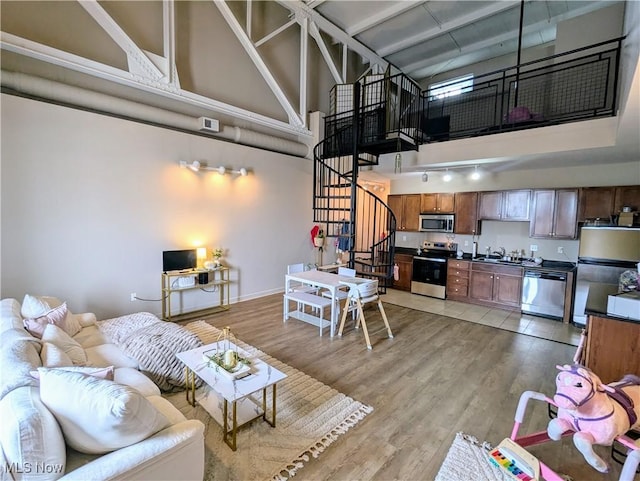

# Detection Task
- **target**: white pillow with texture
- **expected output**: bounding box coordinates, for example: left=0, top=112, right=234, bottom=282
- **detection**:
left=0, top=386, right=66, bottom=481
left=31, top=366, right=115, bottom=381
left=38, top=369, right=170, bottom=454
left=21, top=295, right=82, bottom=337
left=23, top=302, right=68, bottom=339
left=21, top=294, right=53, bottom=318
left=41, top=324, right=87, bottom=366
left=41, top=342, right=73, bottom=367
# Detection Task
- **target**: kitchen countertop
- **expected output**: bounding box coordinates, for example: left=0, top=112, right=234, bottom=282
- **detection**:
left=585, top=283, right=640, bottom=324
left=394, top=248, right=576, bottom=272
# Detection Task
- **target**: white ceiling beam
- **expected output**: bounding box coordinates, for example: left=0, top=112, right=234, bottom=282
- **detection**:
left=0, top=32, right=311, bottom=137
left=403, top=2, right=608, bottom=76
left=276, top=0, right=388, bottom=71
left=347, top=1, right=425, bottom=37
left=309, top=21, right=342, bottom=84
left=306, top=0, right=326, bottom=9
left=162, top=0, right=180, bottom=87
left=78, top=0, right=164, bottom=80
left=213, top=0, right=303, bottom=127
left=254, top=19, right=296, bottom=48
left=247, top=0, right=252, bottom=39
left=378, top=1, right=518, bottom=57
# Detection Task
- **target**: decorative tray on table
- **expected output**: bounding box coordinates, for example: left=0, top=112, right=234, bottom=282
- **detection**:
left=202, top=348, right=252, bottom=380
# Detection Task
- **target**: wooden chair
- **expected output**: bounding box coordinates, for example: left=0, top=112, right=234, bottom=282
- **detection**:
left=337, top=279, right=393, bottom=349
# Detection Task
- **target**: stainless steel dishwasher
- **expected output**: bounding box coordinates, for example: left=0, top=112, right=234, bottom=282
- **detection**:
left=521, top=269, right=567, bottom=320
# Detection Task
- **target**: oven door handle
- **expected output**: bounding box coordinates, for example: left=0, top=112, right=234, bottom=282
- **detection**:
left=413, top=256, right=447, bottom=263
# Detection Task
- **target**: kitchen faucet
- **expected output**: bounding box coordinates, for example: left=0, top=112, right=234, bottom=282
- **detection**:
left=493, top=247, right=506, bottom=257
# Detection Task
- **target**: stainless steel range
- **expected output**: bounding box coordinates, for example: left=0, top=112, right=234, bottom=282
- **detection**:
left=411, top=241, right=457, bottom=299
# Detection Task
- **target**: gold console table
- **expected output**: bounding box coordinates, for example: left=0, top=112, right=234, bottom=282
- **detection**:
left=161, top=268, right=230, bottom=322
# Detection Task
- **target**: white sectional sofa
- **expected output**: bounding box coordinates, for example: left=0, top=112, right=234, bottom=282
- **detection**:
left=0, top=297, right=205, bottom=481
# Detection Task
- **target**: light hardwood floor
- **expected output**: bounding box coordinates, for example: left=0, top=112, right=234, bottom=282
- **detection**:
left=192, top=293, right=627, bottom=481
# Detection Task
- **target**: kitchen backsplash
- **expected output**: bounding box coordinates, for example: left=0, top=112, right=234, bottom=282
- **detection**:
left=396, top=220, right=579, bottom=262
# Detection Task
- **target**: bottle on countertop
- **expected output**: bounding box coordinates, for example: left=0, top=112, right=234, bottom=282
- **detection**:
left=472, top=242, right=478, bottom=258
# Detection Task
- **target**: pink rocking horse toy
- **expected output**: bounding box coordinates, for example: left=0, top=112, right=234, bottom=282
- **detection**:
left=505, top=364, right=640, bottom=481
left=548, top=364, right=640, bottom=473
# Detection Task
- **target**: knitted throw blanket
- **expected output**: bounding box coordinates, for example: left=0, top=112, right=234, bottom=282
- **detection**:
left=97, top=313, right=202, bottom=392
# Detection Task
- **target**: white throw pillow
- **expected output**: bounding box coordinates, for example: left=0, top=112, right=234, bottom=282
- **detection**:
left=31, top=366, right=115, bottom=381
left=0, top=386, right=66, bottom=481
left=40, top=342, right=73, bottom=367
left=38, top=369, right=170, bottom=454
left=41, top=324, right=87, bottom=366
left=23, top=302, right=68, bottom=339
left=21, top=295, right=82, bottom=337
left=21, top=294, right=53, bottom=319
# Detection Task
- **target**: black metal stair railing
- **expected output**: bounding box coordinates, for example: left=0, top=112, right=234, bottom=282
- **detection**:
left=312, top=128, right=397, bottom=290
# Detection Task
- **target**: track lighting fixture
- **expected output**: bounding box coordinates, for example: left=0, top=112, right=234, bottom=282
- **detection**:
left=442, top=169, right=452, bottom=182
left=421, top=171, right=429, bottom=182
left=470, top=165, right=481, bottom=180
left=179, top=161, right=250, bottom=176
left=394, top=153, right=402, bottom=174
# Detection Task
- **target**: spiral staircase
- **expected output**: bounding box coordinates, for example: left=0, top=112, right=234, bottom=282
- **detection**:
left=312, top=82, right=399, bottom=290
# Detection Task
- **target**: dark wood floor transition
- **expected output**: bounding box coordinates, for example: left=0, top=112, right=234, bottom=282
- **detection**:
left=190, top=293, right=625, bottom=480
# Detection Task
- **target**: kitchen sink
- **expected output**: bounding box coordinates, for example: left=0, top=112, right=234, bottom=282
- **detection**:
left=478, top=257, right=522, bottom=266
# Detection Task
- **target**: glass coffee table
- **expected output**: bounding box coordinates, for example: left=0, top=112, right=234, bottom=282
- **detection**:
left=176, top=341, right=287, bottom=451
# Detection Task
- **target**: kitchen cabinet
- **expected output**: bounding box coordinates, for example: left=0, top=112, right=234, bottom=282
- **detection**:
left=530, top=189, right=578, bottom=239
left=469, top=263, right=523, bottom=309
left=446, top=259, right=470, bottom=299
left=578, top=185, right=640, bottom=222
left=579, top=187, right=616, bottom=222
left=454, top=192, right=480, bottom=235
left=388, top=194, right=421, bottom=231
left=582, top=314, right=640, bottom=384
left=393, top=253, right=413, bottom=291
left=614, top=185, right=640, bottom=215
left=478, top=190, right=531, bottom=221
left=420, top=193, right=455, bottom=213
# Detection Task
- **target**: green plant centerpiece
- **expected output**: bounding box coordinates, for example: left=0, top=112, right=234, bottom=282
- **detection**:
left=203, top=326, right=251, bottom=375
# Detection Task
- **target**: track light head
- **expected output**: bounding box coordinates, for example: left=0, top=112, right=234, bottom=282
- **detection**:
left=239, top=168, right=248, bottom=176
left=217, top=166, right=226, bottom=175
left=421, top=172, right=429, bottom=182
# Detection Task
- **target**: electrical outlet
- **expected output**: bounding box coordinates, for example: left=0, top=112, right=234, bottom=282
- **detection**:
left=130, top=293, right=136, bottom=302
left=402, top=235, right=407, bottom=241
left=464, top=240, right=469, bottom=246
left=530, top=244, right=538, bottom=252
left=557, top=246, right=564, bottom=254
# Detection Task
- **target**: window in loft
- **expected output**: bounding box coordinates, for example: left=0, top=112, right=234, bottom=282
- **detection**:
left=428, top=74, right=474, bottom=100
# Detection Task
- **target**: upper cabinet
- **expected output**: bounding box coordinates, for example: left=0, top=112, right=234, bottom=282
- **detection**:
left=387, top=194, right=421, bottom=231
left=420, top=193, right=455, bottom=213
left=579, top=187, right=616, bottom=222
left=530, top=189, right=579, bottom=239
left=579, top=185, right=640, bottom=222
left=479, top=190, right=531, bottom=221
left=454, top=192, right=480, bottom=235
left=613, top=185, right=640, bottom=215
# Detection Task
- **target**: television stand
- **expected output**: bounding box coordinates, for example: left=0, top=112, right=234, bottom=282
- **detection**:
left=161, top=268, right=230, bottom=322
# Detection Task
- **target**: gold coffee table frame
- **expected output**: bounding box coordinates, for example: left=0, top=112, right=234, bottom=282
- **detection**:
left=184, top=366, right=278, bottom=451
left=177, top=341, right=287, bottom=452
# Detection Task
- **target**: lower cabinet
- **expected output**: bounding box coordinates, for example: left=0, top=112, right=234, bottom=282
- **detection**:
left=393, top=254, right=413, bottom=291
left=446, top=259, right=470, bottom=299
left=582, top=315, right=640, bottom=384
left=469, top=263, right=523, bottom=309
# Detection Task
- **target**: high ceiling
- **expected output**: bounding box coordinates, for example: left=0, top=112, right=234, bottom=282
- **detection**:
left=308, top=0, right=615, bottom=82
left=1, top=0, right=638, bottom=177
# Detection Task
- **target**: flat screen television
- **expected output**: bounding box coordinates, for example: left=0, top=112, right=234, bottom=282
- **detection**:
left=162, top=249, right=197, bottom=272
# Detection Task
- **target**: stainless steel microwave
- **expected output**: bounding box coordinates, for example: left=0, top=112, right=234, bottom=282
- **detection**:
left=419, top=214, right=455, bottom=233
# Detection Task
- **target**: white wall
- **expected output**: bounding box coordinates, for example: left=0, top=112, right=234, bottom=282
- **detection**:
left=0, top=94, right=320, bottom=319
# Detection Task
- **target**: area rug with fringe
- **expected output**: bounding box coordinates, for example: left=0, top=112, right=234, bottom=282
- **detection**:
left=435, top=432, right=511, bottom=481
left=164, top=320, right=373, bottom=481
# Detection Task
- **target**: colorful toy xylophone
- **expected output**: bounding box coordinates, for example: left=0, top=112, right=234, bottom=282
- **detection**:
left=489, top=438, right=541, bottom=481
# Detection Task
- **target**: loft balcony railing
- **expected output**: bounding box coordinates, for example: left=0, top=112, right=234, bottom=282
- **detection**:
left=421, top=37, right=624, bottom=142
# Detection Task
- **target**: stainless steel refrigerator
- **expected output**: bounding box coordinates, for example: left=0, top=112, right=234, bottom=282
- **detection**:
left=573, top=227, right=640, bottom=326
